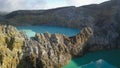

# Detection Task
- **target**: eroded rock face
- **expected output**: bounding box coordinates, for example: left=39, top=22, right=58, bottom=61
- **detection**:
left=17, top=27, right=93, bottom=68
left=65, top=27, right=93, bottom=56
left=0, top=25, right=24, bottom=68
left=0, top=23, right=119, bottom=68
left=4, top=26, right=92, bottom=68
left=20, top=33, right=71, bottom=68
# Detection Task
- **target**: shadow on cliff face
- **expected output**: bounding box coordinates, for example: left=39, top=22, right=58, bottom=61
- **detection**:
left=16, top=26, right=93, bottom=68
left=16, top=32, right=37, bottom=68
left=17, top=30, right=72, bottom=68
left=17, top=54, right=42, bottom=68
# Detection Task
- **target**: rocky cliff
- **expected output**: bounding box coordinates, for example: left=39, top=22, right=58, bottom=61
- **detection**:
left=0, top=25, right=24, bottom=68
left=20, top=33, right=71, bottom=68
left=18, top=27, right=93, bottom=68
left=0, top=25, right=94, bottom=68
left=0, top=0, right=120, bottom=68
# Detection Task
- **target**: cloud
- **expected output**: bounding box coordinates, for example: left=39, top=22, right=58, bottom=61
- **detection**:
left=66, top=0, right=109, bottom=6
left=0, top=0, right=109, bottom=12
left=0, top=0, right=46, bottom=12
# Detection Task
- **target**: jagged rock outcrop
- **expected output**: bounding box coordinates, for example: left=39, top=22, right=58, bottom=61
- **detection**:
left=19, top=33, right=71, bottom=68
left=0, top=25, right=93, bottom=68
left=71, top=27, right=93, bottom=56
left=17, top=27, right=93, bottom=68
left=0, top=25, right=24, bottom=68
left=64, top=27, right=93, bottom=56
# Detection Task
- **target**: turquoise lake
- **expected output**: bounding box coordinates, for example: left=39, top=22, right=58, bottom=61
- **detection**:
left=63, top=49, right=120, bottom=68
left=17, top=26, right=120, bottom=68
left=17, top=25, right=80, bottom=37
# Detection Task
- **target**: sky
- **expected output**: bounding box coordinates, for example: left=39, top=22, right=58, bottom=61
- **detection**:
left=0, top=0, right=109, bottom=12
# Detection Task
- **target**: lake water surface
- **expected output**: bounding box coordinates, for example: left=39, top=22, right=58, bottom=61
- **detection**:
left=17, top=26, right=120, bottom=68
left=17, top=25, right=80, bottom=37
left=63, top=49, right=120, bottom=68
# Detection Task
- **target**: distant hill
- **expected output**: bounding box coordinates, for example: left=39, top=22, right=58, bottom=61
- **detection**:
left=0, top=0, right=118, bottom=27
left=5, top=10, right=44, bottom=18
left=0, top=11, right=8, bottom=16
left=4, top=6, right=77, bottom=26
left=0, top=0, right=120, bottom=29
left=0, top=11, right=8, bottom=24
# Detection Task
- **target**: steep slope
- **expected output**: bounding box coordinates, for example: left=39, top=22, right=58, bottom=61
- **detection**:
left=1, top=0, right=120, bottom=51
left=0, top=25, right=94, bottom=68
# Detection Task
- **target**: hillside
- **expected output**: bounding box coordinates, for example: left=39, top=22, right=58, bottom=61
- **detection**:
left=0, top=0, right=119, bottom=29
left=0, top=0, right=120, bottom=49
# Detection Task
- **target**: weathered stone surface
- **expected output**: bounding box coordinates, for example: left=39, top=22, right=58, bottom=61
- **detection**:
left=0, top=0, right=120, bottom=68
left=17, top=27, right=93, bottom=68
left=0, top=24, right=117, bottom=68
left=16, top=27, right=93, bottom=68
left=0, top=26, right=72, bottom=68
left=0, top=25, right=24, bottom=68
left=20, top=33, right=71, bottom=68
left=66, top=27, right=93, bottom=56
left=0, top=23, right=118, bottom=68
